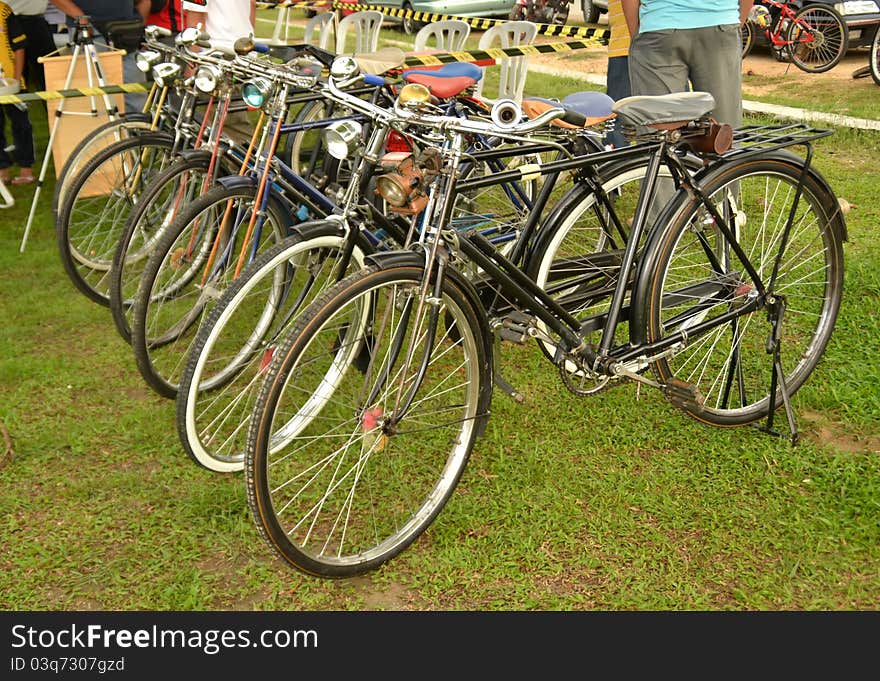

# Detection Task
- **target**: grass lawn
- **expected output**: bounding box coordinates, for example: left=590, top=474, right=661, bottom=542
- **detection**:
left=0, top=13, right=878, bottom=611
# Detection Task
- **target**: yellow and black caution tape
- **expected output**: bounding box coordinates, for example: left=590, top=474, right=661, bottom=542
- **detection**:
left=0, top=82, right=149, bottom=106
left=258, top=0, right=610, bottom=43
left=0, top=35, right=601, bottom=104
left=1, top=4, right=606, bottom=104
left=402, top=39, right=605, bottom=67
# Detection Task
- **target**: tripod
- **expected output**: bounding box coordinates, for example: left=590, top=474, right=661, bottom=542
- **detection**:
left=20, top=16, right=121, bottom=252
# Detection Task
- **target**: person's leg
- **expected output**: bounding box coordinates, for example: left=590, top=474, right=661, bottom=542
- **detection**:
left=122, top=51, right=147, bottom=114
left=685, top=24, right=743, bottom=128
left=19, top=15, right=57, bottom=93
left=7, top=103, right=35, bottom=181
left=628, top=29, right=690, bottom=97
left=0, top=106, right=11, bottom=182
left=605, top=54, right=630, bottom=148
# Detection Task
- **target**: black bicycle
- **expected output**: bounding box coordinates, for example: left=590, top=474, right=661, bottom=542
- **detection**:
left=243, top=89, right=845, bottom=577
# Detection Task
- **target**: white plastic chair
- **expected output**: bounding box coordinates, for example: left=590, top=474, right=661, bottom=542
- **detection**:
left=413, top=19, right=471, bottom=53
left=473, top=20, right=538, bottom=104
left=267, top=2, right=292, bottom=45
left=303, top=11, right=335, bottom=51
left=335, top=10, right=383, bottom=55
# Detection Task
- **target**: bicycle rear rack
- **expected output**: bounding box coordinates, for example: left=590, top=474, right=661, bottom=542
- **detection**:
left=726, top=123, right=833, bottom=158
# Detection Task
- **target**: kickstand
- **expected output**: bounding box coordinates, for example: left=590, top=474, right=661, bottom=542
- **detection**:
left=760, top=297, right=798, bottom=445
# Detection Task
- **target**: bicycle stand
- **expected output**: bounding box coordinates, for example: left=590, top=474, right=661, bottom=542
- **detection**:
left=19, top=16, right=120, bottom=252
left=758, top=295, right=799, bottom=446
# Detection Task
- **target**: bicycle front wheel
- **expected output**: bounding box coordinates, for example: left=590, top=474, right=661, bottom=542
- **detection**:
left=108, top=154, right=237, bottom=343
left=177, top=229, right=368, bottom=473
left=130, top=184, right=290, bottom=398
left=56, top=134, right=175, bottom=305
left=741, top=20, right=755, bottom=59
left=52, top=117, right=156, bottom=222
left=640, top=156, right=844, bottom=427
left=789, top=5, right=848, bottom=73
left=246, top=265, right=492, bottom=577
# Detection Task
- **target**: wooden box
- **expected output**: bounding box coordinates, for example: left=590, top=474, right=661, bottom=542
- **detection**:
left=39, top=47, right=126, bottom=180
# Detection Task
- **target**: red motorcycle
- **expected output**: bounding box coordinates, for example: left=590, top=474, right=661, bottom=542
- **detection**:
left=509, top=0, right=572, bottom=25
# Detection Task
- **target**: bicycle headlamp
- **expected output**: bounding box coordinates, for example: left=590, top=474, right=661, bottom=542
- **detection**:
left=323, top=120, right=363, bottom=160
left=176, top=26, right=201, bottom=46
left=375, top=151, right=428, bottom=214
left=194, top=64, right=221, bottom=94
left=330, top=56, right=359, bottom=80
left=242, top=77, right=272, bottom=108
left=152, top=62, right=182, bottom=88
left=135, top=49, right=161, bottom=73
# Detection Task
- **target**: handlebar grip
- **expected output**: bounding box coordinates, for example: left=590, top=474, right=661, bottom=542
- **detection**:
left=363, top=74, right=385, bottom=86
left=560, top=109, right=587, bottom=128
left=252, top=42, right=270, bottom=54
left=146, top=24, right=172, bottom=37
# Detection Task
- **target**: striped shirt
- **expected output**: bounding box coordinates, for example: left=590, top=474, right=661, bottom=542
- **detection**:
left=607, top=0, right=630, bottom=58
left=0, top=2, right=26, bottom=87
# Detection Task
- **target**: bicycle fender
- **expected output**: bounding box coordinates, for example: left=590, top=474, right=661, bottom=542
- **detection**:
left=364, top=249, right=425, bottom=271
left=216, top=175, right=258, bottom=191
left=293, top=219, right=346, bottom=240
left=178, top=149, right=214, bottom=165
left=120, top=112, right=153, bottom=124
left=215, top=175, right=296, bottom=232
left=763, top=149, right=848, bottom=243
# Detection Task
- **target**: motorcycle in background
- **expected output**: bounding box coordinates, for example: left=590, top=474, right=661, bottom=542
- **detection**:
left=510, top=0, right=572, bottom=24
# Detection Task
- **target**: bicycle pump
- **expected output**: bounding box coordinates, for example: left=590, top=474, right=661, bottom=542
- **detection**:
left=19, top=15, right=120, bottom=252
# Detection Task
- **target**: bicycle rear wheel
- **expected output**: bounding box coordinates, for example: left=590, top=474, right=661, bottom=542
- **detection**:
left=788, top=5, right=848, bottom=73
left=871, top=23, right=880, bottom=86
left=246, top=265, right=492, bottom=577
left=639, top=156, right=844, bottom=427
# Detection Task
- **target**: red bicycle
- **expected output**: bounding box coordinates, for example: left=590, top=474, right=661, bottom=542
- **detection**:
left=741, top=1, right=848, bottom=73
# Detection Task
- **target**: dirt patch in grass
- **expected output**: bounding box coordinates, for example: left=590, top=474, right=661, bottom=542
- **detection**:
left=801, top=410, right=880, bottom=454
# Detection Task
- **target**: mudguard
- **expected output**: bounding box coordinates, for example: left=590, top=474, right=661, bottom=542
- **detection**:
left=214, top=175, right=296, bottom=231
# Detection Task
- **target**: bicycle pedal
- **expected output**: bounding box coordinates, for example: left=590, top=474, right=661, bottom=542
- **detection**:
left=496, top=311, right=534, bottom=345
left=498, top=326, right=528, bottom=344
left=663, top=377, right=705, bottom=412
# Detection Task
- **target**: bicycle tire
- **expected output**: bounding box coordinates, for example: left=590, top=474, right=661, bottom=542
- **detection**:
left=741, top=20, right=755, bottom=59
left=129, top=184, right=291, bottom=398
left=55, top=133, right=176, bottom=306
left=52, top=117, right=156, bottom=222
left=176, top=227, right=368, bottom=473
left=870, top=23, right=880, bottom=86
left=638, top=155, right=844, bottom=426
left=245, top=264, right=492, bottom=577
left=108, top=153, right=239, bottom=343
left=788, top=5, right=848, bottom=74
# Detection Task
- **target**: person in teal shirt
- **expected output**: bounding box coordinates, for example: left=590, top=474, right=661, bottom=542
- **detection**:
left=621, top=0, right=754, bottom=128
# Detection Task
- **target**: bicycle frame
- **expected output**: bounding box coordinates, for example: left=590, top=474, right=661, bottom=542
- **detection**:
left=389, top=121, right=834, bottom=437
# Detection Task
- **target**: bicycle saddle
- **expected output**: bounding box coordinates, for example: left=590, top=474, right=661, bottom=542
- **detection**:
left=402, top=62, right=483, bottom=82
left=522, top=92, right=615, bottom=129
left=355, top=46, right=407, bottom=75
left=612, top=92, right=715, bottom=130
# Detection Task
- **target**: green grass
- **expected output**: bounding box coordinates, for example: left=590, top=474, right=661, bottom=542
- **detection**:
left=0, top=15, right=878, bottom=611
